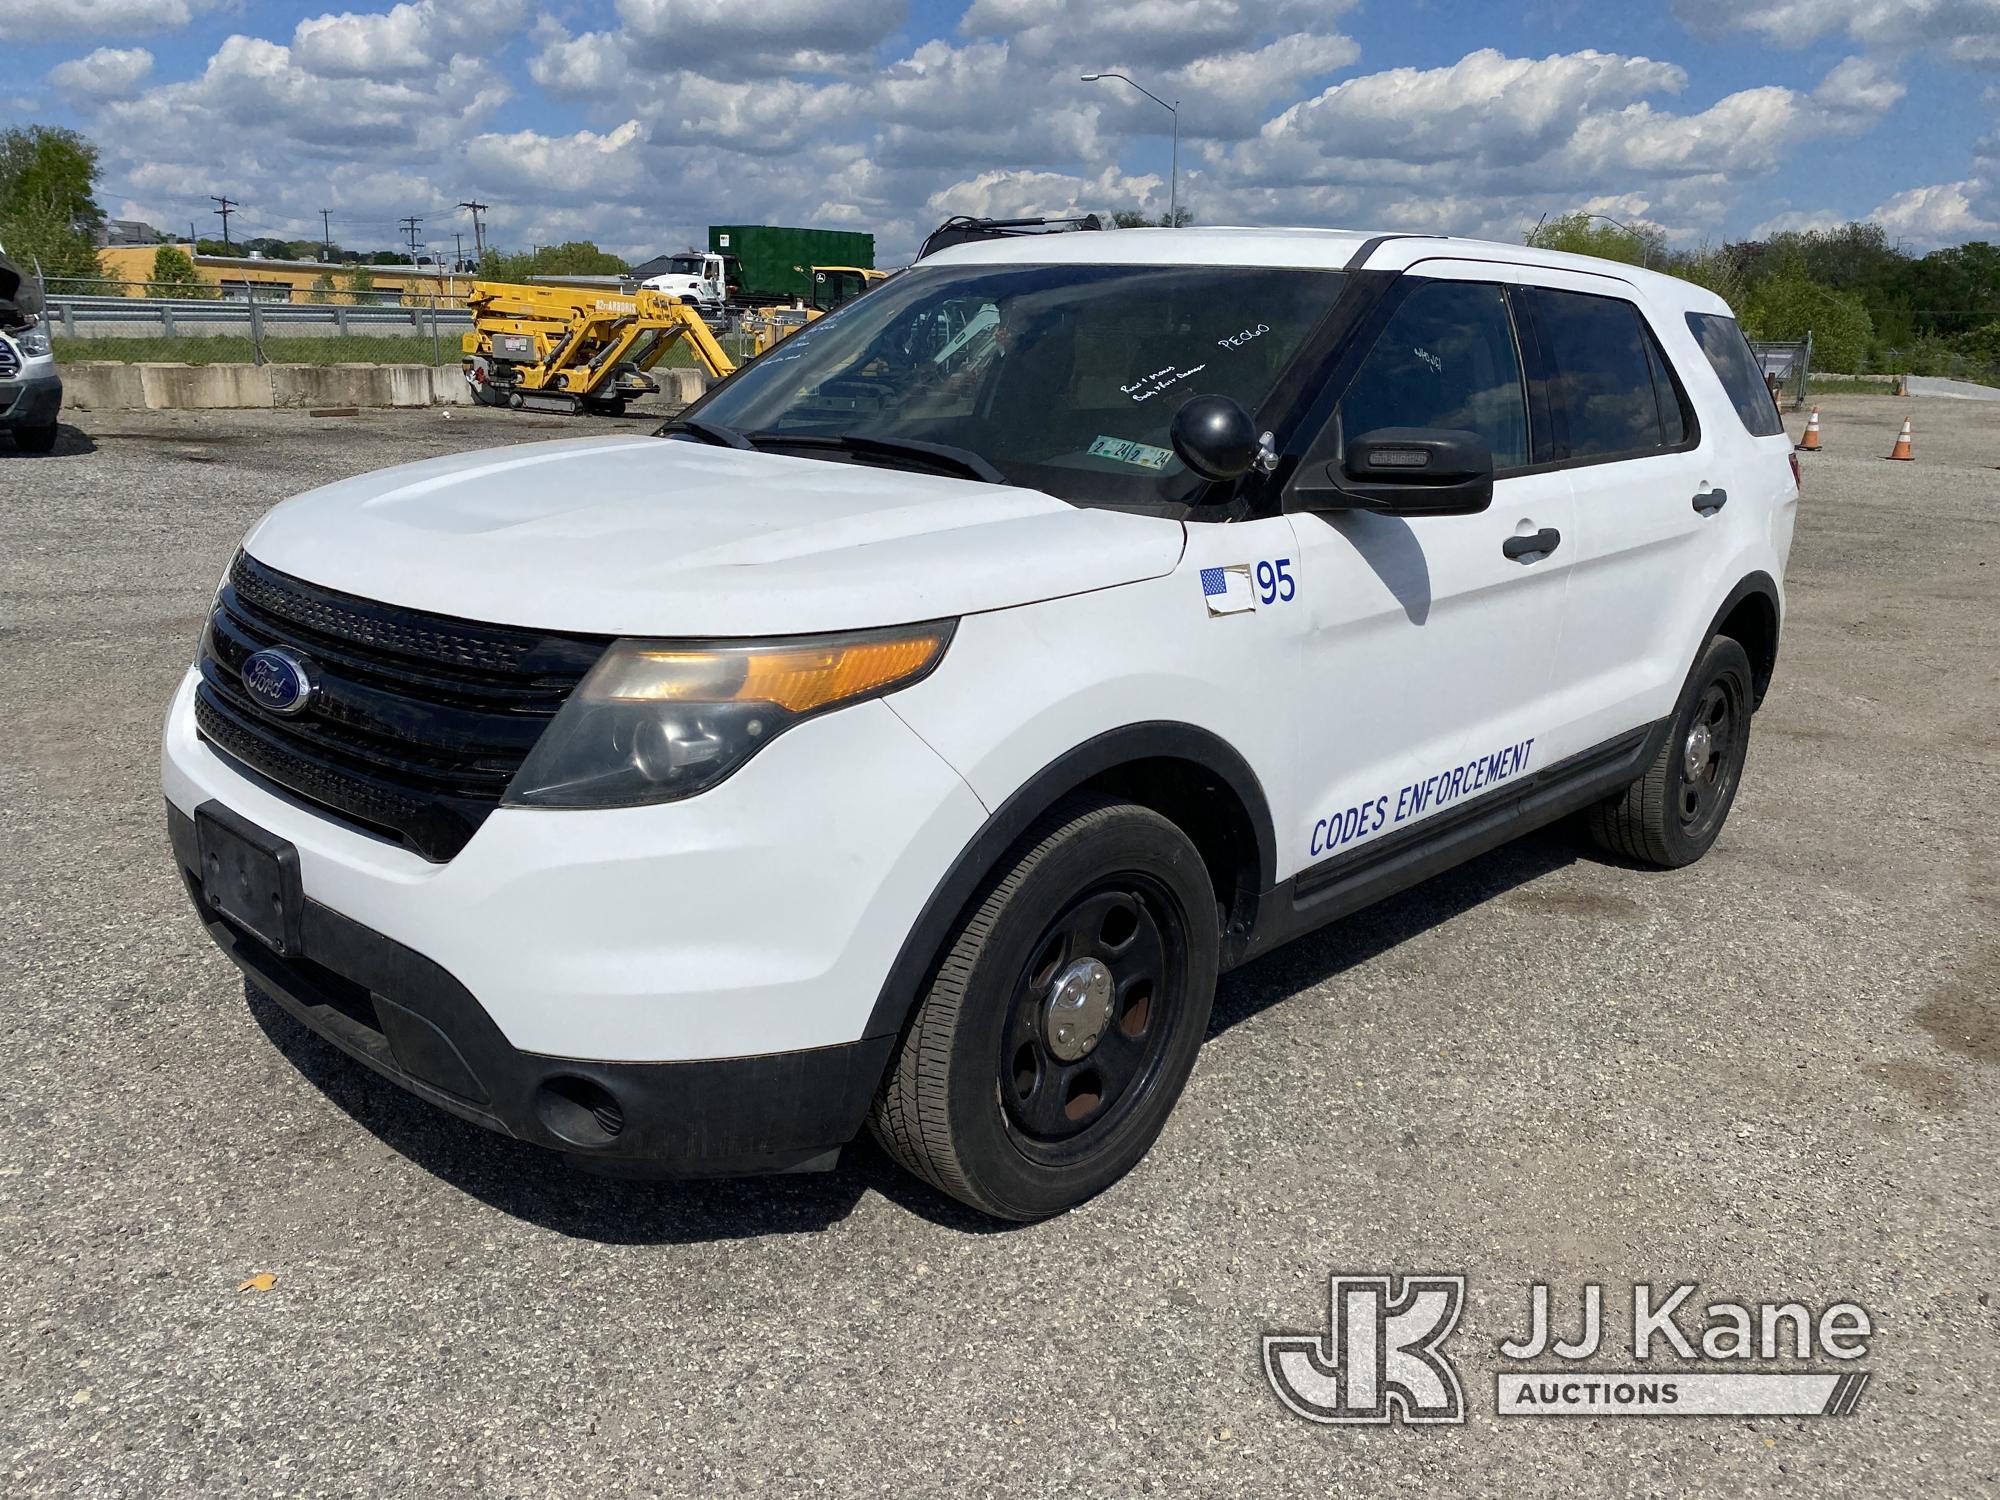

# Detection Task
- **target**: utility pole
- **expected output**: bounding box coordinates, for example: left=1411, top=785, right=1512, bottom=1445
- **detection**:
left=210, top=195, right=237, bottom=250
left=320, top=209, right=333, bottom=262
left=400, top=215, right=423, bottom=270
left=453, top=231, right=465, bottom=273
left=458, top=200, right=488, bottom=263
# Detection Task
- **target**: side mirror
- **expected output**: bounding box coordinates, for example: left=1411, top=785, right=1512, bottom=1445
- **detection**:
left=1297, top=426, right=1495, bottom=516
left=1170, top=394, right=1261, bottom=481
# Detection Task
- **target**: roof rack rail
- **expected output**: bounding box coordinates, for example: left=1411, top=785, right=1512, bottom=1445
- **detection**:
left=915, top=212, right=1118, bottom=261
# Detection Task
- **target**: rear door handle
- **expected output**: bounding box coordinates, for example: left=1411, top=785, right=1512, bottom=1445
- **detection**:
left=1693, top=488, right=1728, bottom=515
left=1502, top=528, right=1561, bottom=562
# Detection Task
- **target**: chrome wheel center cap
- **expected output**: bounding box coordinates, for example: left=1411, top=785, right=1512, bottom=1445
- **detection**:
left=1044, top=957, right=1114, bottom=1062
left=1684, top=723, right=1714, bottom=781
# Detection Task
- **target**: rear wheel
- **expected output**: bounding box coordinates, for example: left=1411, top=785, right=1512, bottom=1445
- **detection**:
left=12, top=420, right=57, bottom=453
left=1585, top=634, right=1753, bottom=867
left=870, top=797, right=1218, bottom=1220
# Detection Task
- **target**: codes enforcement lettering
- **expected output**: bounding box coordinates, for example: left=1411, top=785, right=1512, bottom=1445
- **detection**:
left=1310, top=737, right=1536, bottom=859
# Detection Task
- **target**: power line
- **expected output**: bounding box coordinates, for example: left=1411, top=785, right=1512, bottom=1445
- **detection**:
left=209, top=195, right=237, bottom=250
left=458, top=200, right=488, bottom=262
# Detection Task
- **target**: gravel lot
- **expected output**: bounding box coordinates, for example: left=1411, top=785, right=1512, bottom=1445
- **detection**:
left=2, top=396, right=1995, bottom=1496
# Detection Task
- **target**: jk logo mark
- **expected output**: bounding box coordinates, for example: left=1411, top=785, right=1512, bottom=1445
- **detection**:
left=1263, top=1274, right=1467, bottom=1425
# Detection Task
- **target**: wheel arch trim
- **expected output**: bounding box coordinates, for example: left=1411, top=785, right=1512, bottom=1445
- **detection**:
left=861, top=721, right=1276, bottom=1041
left=1703, top=569, right=1782, bottom=705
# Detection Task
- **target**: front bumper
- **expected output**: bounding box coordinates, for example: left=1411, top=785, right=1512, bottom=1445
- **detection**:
left=168, top=801, right=895, bottom=1172
left=0, top=368, right=60, bottom=429
left=162, top=667, right=988, bottom=1061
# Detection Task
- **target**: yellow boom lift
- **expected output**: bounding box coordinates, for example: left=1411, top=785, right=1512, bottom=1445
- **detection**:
left=460, top=281, right=739, bottom=415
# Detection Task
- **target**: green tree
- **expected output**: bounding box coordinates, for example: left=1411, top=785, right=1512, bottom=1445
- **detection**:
left=1525, top=210, right=1666, bottom=269
left=306, top=271, right=337, bottom=304
left=0, top=125, right=106, bottom=287
left=145, top=244, right=215, bottom=299
left=342, top=264, right=376, bottom=302
left=1663, top=244, right=1748, bottom=313
left=1113, top=208, right=1195, bottom=228
left=1741, top=261, right=1875, bottom=373
left=479, top=241, right=628, bottom=281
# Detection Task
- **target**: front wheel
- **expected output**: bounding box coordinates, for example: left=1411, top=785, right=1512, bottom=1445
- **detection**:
left=11, top=420, right=58, bottom=453
left=870, top=797, right=1218, bottom=1221
left=1585, top=634, right=1754, bottom=867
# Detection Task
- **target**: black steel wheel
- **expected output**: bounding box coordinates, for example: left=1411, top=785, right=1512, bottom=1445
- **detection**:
left=999, top=877, right=1189, bottom=1160
left=1585, top=634, right=1754, bottom=868
left=870, top=796, right=1218, bottom=1220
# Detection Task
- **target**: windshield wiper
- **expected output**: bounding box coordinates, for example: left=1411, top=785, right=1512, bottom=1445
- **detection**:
left=745, top=432, right=1007, bottom=485
left=654, top=416, right=754, bottom=450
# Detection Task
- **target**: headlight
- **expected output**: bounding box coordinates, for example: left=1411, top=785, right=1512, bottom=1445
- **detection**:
left=503, top=621, right=954, bottom=808
left=16, top=320, right=51, bottom=358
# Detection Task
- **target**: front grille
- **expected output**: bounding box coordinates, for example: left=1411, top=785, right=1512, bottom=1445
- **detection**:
left=0, top=340, right=19, bottom=378
left=195, top=552, right=608, bottom=860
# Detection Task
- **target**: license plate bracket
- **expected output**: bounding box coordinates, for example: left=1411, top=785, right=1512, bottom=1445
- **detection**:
left=194, top=802, right=304, bottom=957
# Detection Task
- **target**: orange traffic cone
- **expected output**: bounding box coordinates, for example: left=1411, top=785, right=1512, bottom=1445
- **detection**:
left=1888, top=418, right=1913, bottom=461
left=1797, top=406, right=1822, bottom=452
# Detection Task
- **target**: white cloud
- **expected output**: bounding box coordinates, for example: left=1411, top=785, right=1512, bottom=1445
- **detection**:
left=614, top=0, right=909, bottom=77
left=292, top=0, right=528, bottom=79
left=1674, top=0, right=2000, bottom=62
left=0, top=0, right=208, bottom=43
left=46, top=1, right=1987, bottom=267
left=48, top=45, right=154, bottom=99
left=1869, top=180, right=1999, bottom=242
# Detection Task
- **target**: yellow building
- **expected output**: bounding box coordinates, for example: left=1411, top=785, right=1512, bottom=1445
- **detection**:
left=96, top=244, right=469, bottom=302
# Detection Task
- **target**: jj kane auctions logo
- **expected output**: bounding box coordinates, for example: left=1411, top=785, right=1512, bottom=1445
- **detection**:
left=1264, top=1275, right=1873, bottom=1424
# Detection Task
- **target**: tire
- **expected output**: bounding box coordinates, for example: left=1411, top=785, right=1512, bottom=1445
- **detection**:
left=869, top=796, right=1219, bottom=1221
left=1585, top=634, right=1754, bottom=868
left=12, top=421, right=57, bottom=454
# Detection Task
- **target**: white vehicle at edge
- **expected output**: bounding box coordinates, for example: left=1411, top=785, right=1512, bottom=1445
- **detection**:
left=163, top=227, right=1799, bottom=1219
left=640, top=250, right=730, bottom=312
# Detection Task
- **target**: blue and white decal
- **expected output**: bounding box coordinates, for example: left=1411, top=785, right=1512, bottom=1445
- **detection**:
left=1202, top=557, right=1295, bottom=615
left=1309, top=736, right=1536, bottom=859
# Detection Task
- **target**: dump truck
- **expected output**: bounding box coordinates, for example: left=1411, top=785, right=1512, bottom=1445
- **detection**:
left=708, top=226, right=875, bottom=306
left=460, top=280, right=737, bottom=415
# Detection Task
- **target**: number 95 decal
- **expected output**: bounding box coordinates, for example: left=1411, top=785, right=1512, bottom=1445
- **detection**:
left=1256, top=558, right=1296, bottom=604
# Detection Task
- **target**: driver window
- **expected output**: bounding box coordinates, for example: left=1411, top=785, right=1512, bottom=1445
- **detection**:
left=1338, top=281, right=1530, bottom=470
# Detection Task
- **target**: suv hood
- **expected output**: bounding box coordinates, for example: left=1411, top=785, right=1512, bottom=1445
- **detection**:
left=242, top=435, right=1186, bottom=637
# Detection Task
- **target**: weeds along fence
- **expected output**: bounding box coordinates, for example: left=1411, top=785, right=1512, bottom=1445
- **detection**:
left=39, top=278, right=739, bottom=372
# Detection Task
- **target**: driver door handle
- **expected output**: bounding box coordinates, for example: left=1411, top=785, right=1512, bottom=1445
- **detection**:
left=1693, top=487, right=1728, bottom=515
left=1502, top=528, right=1561, bottom=562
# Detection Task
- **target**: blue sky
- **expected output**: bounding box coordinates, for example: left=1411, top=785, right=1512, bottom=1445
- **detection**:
left=4, top=0, right=1996, bottom=262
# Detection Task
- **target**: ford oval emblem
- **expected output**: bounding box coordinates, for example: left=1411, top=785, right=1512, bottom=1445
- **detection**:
left=241, top=647, right=316, bottom=717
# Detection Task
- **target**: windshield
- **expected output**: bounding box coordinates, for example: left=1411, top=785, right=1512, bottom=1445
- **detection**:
left=691, top=262, right=1344, bottom=508
left=668, top=255, right=706, bottom=277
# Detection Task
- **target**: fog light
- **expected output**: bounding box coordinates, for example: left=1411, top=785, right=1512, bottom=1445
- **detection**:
left=533, top=1075, right=625, bottom=1147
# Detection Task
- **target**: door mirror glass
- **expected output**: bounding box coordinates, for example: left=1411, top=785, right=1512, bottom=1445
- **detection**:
left=1170, top=394, right=1260, bottom=480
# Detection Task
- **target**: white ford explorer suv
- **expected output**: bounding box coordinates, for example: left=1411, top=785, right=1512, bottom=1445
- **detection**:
left=164, top=228, right=1798, bottom=1219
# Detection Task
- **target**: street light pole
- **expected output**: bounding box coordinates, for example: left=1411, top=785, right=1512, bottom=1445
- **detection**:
left=1080, top=72, right=1179, bottom=227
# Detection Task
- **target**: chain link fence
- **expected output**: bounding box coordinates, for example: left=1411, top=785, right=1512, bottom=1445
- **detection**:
left=40, top=277, right=472, bottom=367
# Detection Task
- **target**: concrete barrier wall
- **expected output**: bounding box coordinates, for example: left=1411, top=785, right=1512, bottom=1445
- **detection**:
left=62, top=360, right=710, bottom=412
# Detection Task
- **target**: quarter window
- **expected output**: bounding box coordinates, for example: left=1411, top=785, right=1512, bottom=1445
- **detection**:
left=1337, top=281, right=1530, bottom=470
left=1686, top=311, right=1785, bottom=437
left=1529, top=287, right=1690, bottom=461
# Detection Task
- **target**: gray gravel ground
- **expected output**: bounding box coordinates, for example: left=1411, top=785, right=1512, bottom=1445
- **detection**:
left=1, top=395, right=1995, bottom=1497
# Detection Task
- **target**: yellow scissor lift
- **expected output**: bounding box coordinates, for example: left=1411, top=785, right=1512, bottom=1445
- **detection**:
left=460, top=280, right=740, bottom=415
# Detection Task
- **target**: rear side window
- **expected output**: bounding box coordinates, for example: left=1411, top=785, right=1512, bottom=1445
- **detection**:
left=1337, top=280, right=1530, bottom=470
left=1528, top=287, right=1689, bottom=461
left=1686, top=312, right=1785, bottom=437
